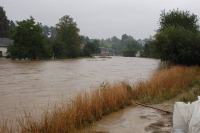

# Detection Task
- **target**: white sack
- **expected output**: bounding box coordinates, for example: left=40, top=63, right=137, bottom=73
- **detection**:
left=173, top=97, right=200, bottom=133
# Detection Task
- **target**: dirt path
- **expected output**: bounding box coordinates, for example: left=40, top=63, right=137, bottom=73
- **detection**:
left=85, top=104, right=172, bottom=133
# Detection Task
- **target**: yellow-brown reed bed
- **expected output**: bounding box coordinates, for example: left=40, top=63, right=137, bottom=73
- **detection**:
left=1, top=83, right=132, bottom=133
left=132, top=66, right=200, bottom=103
left=1, top=66, right=200, bottom=133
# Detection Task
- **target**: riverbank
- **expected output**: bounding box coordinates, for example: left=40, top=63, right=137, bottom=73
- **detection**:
left=90, top=76, right=200, bottom=133
left=1, top=66, right=200, bottom=133
left=85, top=103, right=173, bottom=133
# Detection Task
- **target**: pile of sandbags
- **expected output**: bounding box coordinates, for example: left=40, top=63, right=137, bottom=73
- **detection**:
left=173, top=97, right=200, bottom=133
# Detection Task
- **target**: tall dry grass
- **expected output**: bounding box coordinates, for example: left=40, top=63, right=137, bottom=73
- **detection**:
left=0, top=83, right=131, bottom=133
left=132, top=66, right=200, bottom=103
left=0, top=120, right=14, bottom=133
left=1, top=66, right=200, bottom=133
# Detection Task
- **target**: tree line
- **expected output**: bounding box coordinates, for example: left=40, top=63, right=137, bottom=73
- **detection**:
left=141, top=9, right=200, bottom=65
left=100, top=34, right=143, bottom=56
left=0, top=7, right=100, bottom=59
left=0, top=6, right=145, bottom=59
left=2, top=6, right=200, bottom=65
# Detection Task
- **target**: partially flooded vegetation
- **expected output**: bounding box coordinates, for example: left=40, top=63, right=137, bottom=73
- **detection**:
left=2, top=0, right=200, bottom=132
left=1, top=66, right=200, bottom=133
left=132, top=66, right=200, bottom=103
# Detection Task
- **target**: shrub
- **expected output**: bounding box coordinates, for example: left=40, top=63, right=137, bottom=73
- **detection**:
left=154, top=9, right=200, bottom=65
left=155, top=26, right=200, bottom=65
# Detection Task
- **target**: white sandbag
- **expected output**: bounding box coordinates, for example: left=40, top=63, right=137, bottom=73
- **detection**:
left=173, top=102, right=192, bottom=133
left=189, top=100, right=200, bottom=133
left=172, top=129, right=187, bottom=133
left=173, top=97, right=200, bottom=133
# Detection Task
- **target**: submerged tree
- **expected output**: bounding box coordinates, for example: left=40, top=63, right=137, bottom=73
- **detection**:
left=81, top=37, right=100, bottom=57
left=54, top=15, right=81, bottom=58
left=8, top=17, right=51, bottom=59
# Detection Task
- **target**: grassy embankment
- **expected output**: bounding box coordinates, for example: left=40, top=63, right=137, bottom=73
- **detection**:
left=1, top=66, right=200, bottom=133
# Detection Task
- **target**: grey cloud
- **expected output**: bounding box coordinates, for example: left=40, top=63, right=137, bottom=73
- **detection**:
left=1, top=0, right=200, bottom=39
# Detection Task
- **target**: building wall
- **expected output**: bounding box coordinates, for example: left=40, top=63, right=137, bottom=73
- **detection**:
left=0, top=47, right=8, bottom=57
left=136, top=51, right=141, bottom=57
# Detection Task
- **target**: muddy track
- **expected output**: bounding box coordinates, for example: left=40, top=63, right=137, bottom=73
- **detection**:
left=85, top=104, right=173, bottom=133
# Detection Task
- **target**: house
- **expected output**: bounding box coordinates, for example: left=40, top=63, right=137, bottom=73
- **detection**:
left=0, top=38, right=13, bottom=57
left=136, top=51, right=141, bottom=57
left=99, top=47, right=112, bottom=56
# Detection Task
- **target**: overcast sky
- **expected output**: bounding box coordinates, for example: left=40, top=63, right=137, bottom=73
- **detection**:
left=1, top=0, right=200, bottom=39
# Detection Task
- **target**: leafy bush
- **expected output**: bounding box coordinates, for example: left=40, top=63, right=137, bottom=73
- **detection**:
left=160, top=10, right=199, bottom=32
left=55, top=15, right=81, bottom=58
left=8, top=17, right=51, bottom=59
left=155, top=26, right=200, bottom=65
left=154, top=10, right=200, bottom=65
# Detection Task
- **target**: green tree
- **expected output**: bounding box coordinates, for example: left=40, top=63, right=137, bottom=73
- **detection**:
left=0, top=6, right=9, bottom=37
left=155, top=26, right=200, bottom=65
left=41, top=25, right=57, bottom=39
left=100, top=35, right=142, bottom=56
left=110, top=36, right=122, bottom=55
left=55, top=15, right=81, bottom=58
left=121, top=34, right=141, bottom=57
left=141, top=38, right=159, bottom=58
left=82, top=38, right=100, bottom=57
left=154, top=10, right=200, bottom=65
left=8, top=17, right=51, bottom=59
left=160, top=9, right=199, bottom=32
left=52, top=41, right=66, bottom=58
left=8, top=20, right=16, bottom=38
left=42, top=25, right=51, bottom=38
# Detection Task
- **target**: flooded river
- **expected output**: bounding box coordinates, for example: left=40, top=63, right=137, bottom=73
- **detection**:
left=0, top=57, right=159, bottom=120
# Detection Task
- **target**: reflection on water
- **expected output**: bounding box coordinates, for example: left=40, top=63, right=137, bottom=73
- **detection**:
left=0, top=57, right=159, bottom=119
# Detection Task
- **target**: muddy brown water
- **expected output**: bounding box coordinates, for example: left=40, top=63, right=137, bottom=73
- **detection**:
left=0, top=57, right=159, bottom=120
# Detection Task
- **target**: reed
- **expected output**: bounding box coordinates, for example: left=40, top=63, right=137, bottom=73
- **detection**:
left=132, top=66, right=200, bottom=103
left=3, top=83, right=131, bottom=133
left=0, top=120, right=14, bottom=133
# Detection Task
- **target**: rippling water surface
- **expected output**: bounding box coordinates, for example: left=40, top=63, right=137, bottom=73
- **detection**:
left=0, top=57, right=159, bottom=119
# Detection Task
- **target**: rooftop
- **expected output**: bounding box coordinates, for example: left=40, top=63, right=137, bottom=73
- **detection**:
left=0, top=38, right=13, bottom=47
